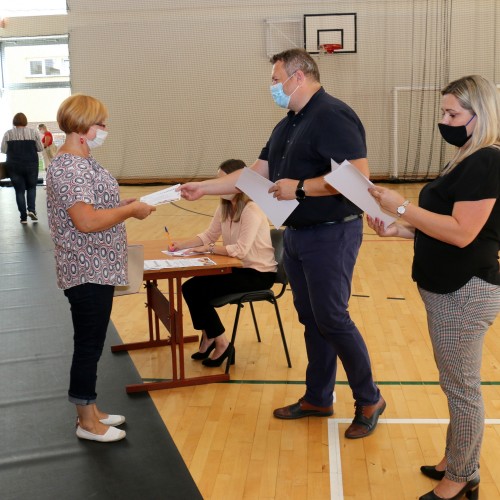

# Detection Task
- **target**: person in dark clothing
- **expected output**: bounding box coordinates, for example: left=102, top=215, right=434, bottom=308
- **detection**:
left=368, top=74, right=500, bottom=500
left=1, top=113, right=43, bottom=223
left=180, top=48, right=384, bottom=438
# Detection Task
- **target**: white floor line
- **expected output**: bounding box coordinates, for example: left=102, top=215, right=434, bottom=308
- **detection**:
left=329, top=419, right=344, bottom=500
left=328, top=418, right=500, bottom=500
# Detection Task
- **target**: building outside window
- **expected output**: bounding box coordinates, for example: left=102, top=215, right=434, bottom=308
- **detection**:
left=0, top=36, right=70, bottom=164
left=0, top=1, right=68, bottom=165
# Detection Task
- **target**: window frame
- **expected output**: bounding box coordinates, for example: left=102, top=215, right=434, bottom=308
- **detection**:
left=26, top=56, right=70, bottom=78
left=0, top=35, right=70, bottom=91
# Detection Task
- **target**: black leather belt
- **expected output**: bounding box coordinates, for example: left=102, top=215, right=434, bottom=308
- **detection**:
left=288, top=214, right=362, bottom=230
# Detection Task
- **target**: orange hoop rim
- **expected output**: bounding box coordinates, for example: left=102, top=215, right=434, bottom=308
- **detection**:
left=319, top=43, right=342, bottom=54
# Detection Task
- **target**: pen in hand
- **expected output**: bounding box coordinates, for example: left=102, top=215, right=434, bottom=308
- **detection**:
left=164, top=226, right=173, bottom=251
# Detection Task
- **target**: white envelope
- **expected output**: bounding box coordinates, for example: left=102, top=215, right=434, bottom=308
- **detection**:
left=140, top=184, right=181, bottom=206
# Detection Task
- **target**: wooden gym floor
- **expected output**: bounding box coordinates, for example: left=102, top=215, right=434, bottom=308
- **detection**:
left=111, top=183, right=500, bottom=500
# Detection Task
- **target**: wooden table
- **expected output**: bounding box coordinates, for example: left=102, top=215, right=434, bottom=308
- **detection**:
left=111, top=240, right=242, bottom=393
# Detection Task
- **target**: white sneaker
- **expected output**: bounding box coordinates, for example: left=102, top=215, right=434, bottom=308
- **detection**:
left=76, top=425, right=126, bottom=442
left=27, top=211, right=38, bottom=222
left=99, top=414, right=125, bottom=426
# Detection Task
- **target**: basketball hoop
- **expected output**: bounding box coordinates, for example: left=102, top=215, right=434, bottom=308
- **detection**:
left=318, top=43, right=342, bottom=55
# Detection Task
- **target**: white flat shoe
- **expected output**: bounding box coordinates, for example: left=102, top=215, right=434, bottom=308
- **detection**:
left=99, top=414, right=125, bottom=426
left=76, top=425, right=126, bottom=442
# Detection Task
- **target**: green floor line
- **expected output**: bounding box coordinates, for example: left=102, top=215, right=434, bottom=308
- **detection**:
left=141, top=378, right=500, bottom=386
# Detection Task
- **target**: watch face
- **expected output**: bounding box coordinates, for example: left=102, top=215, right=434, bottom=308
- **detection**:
left=397, top=206, right=405, bottom=214
left=295, top=188, right=306, bottom=200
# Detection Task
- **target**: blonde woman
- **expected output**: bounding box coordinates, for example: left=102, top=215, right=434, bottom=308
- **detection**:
left=46, top=94, right=155, bottom=442
left=368, top=75, right=500, bottom=500
left=171, top=159, right=277, bottom=367
left=38, top=123, right=57, bottom=167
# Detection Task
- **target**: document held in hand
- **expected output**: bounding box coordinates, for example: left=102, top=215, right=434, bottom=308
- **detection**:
left=235, top=167, right=299, bottom=229
left=140, top=184, right=181, bottom=206
left=324, top=160, right=396, bottom=227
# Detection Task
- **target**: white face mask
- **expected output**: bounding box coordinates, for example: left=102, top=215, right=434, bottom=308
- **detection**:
left=87, top=128, right=108, bottom=149
left=220, top=194, right=236, bottom=201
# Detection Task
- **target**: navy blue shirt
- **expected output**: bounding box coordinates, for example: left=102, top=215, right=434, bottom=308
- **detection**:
left=259, top=87, right=367, bottom=227
left=412, top=147, right=500, bottom=293
left=1, top=127, right=42, bottom=166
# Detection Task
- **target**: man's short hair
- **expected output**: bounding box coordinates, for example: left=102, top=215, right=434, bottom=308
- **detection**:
left=270, top=48, right=320, bottom=83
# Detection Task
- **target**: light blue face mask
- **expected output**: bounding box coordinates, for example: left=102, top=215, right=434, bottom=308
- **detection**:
left=270, top=72, right=298, bottom=109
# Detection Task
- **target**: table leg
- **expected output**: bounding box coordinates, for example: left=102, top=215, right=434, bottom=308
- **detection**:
left=111, top=280, right=198, bottom=352
left=112, top=275, right=231, bottom=393
left=167, top=278, right=178, bottom=380
left=125, top=373, right=230, bottom=393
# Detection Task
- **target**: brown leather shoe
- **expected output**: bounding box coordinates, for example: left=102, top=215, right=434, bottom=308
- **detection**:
left=273, top=398, right=334, bottom=420
left=344, top=396, right=386, bottom=439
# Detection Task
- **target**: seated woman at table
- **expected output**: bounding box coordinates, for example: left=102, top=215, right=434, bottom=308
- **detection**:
left=170, top=159, right=277, bottom=367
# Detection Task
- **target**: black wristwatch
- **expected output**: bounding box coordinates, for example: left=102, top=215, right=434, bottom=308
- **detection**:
left=295, top=179, right=306, bottom=201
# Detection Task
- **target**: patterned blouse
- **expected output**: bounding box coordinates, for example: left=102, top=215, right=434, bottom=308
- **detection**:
left=46, top=153, right=128, bottom=290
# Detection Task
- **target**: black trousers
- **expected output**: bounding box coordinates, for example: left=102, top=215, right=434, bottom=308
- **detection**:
left=63, top=283, right=114, bottom=405
left=6, top=161, right=38, bottom=219
left=182, top=267, right=276, bottom=339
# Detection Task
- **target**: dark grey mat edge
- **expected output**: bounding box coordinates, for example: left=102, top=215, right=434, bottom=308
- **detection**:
left=0, top=186, right=202, bottom=500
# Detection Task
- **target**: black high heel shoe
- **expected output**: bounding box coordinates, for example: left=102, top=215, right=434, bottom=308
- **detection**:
left=202, top=343, right=235, bottom=367
left=419, top=476, right=479, bottom=500
left=420, top=465, right=446, bottom=480
left=191, top=340, right=216, bottom=360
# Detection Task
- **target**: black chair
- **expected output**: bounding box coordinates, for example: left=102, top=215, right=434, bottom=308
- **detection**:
left=209, top=228, right=292, bottom=374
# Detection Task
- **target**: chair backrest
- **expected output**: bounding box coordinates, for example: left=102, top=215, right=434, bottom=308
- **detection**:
left=270, top=228, right=287, bottom=287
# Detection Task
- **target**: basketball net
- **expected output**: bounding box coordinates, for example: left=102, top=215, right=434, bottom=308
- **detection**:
left=318, top=43, right=342, bottom=56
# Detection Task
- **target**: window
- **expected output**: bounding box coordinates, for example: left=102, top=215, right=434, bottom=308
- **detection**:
left=0, top=0, right=67, bottom=16
left=1, top=36, right=70, bottom=85
left=0, top=35, right=71, bottom=153
left=27, top=57, right=69, bottom=77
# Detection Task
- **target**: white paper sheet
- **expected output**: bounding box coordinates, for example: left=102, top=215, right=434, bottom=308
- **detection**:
left=140, top=184, right=181, bottom=206
left=235, top=167, right=299, bottom=229
left=324, top=160, right=396, bottom=227
left=144, top=257, right=216, bottom=270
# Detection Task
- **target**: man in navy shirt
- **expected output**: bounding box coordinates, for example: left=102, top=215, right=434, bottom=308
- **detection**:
left=181, top=48, right=384, bottom=439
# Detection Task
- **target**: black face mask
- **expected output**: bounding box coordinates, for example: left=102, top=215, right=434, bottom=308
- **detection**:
left=438, top=115, right=476, bottom=147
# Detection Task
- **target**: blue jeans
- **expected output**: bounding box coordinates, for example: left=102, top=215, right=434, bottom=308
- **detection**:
left=6, top=161, right=38, bottom=219
left=284, top=219, right=380, bottom=407
left=63, top=283, right=114, bottom=405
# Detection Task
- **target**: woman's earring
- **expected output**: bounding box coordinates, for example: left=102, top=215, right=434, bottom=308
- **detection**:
left=80, top=137, right=84, bottom=144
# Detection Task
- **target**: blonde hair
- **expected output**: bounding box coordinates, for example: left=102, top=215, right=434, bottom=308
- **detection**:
left=57, top=94, right=108, bottom=135
left=218, top=159, right=250, bottom=223
left=442, top=75, right=500, bottom=172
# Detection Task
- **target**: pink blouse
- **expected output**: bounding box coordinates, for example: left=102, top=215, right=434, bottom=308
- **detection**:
left=197, top=201, right=277, bottom=273
left=46, top=154, right=128, bottom=290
